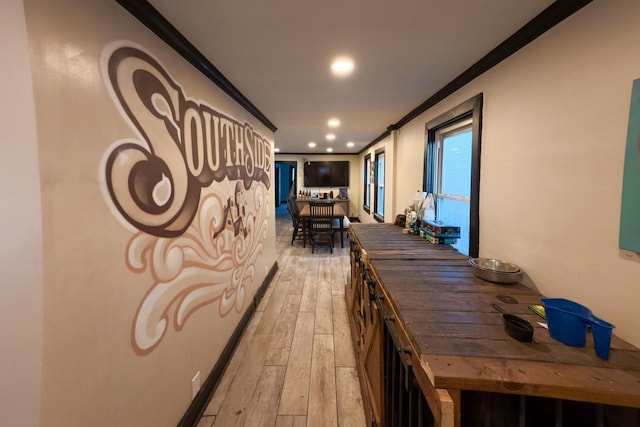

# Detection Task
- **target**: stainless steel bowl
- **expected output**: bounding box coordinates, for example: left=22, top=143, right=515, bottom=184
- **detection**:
left=469, top=258, right=523, bottom=284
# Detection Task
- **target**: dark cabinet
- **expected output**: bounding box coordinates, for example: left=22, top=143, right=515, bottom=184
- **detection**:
left=347, top=238, right=384, bottom=426
left=360, top=266, right=384, bottom=425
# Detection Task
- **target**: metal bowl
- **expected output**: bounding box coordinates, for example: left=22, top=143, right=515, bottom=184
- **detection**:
left=469, top=258, right=523, bottom=284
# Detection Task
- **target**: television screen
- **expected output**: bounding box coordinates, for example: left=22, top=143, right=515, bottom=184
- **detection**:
left=303, top=161, right=350, bottom=187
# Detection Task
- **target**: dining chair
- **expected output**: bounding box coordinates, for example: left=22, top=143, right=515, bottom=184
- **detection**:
left=287, top=198, right=307, bottom=246
left=309, top=202, right=335, bottom=253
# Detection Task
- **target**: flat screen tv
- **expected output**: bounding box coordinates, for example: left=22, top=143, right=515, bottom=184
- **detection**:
left=303, top=161, right=350, bottom=187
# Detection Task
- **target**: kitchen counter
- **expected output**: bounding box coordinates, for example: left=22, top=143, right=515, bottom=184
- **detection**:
left=347, top=223, right=640, bottom=426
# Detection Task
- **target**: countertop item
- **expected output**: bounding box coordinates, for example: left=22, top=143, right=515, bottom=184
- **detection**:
left=540, top=298, right=592, bottom=347
left=469, top=257, right=523, bottom=284
left=541, top=297, right=616, bottom=359
left=492, top=303, right=534, bottom=342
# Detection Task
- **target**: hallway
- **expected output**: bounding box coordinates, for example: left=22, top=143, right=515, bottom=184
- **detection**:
left=197, top=205, right=366, bottom=426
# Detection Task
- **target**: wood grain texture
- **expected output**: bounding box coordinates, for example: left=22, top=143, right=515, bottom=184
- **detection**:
left=196, top=415, right=214, bottom=427
left=274, top=415, right=307, bottom=427
left=213, top=334, right=272, bottom=426
left=278, top=312, right=314, bottom=415
left=204, top=207, right=364, bottom=426
left=315, top=281, right=334, bottom=335
left=336, top=367, right=367, bottom=427
left=243, top=366, right=287, bottom=426
left=308, top=334, right=338, bottom=426
left=332, top=293, right=356, bottom=368
left=265, top=294, right=302, bottom=366
left=204, top=310, right=264, bottom=416
left=205, top=211, right=365, bottom=427
left=349, top=222, right=640, bottom=415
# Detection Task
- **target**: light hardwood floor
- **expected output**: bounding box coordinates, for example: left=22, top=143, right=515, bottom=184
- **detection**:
left=197, top=205, right=366, bottom=427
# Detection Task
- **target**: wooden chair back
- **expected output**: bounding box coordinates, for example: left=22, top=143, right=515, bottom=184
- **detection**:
left=309, top=202, right=335, bottom=252
left=287, top=197, right=307, bottom=246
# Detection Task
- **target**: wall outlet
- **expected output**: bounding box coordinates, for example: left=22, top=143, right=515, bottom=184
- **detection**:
left=191, top=371, right=201, bottom=400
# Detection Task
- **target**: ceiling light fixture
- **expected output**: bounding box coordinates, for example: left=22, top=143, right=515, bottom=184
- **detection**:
left=346, top=142, right=355, bottom=148
left=308, top=142, right=316, bottom=148
left=274, top=147, right=280, bottom=152
left=326, top=133, right=336, bottom=141
left=326, top=148, right=334, bottom=153
left=331, top=57, right=354, bottom=77
left=328, top=118, right=341, bottom=128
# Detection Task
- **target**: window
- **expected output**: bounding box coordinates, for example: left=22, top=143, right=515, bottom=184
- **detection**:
left=434, top=121, right=472, bottom=254
left=363, top=154, right=371, bottom=213
left=374, top=149, right=385, bottom=222
left=424, top=94, right=482, bottom=257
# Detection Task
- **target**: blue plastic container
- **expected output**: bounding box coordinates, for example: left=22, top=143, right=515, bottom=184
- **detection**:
left=540, top=298, right=591, bottom=347
left=590, top=315, right=615, bottom=359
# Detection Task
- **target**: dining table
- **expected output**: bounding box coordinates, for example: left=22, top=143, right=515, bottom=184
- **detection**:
left=299, top=203, right=348, bottom=248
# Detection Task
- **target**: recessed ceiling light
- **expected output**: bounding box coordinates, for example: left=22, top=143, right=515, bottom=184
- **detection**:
left=274, top=147, right=280, bottom=152
left=326, top=133, right=336, bottom=141
left=346, top=142, right=355, bottom=148
left=326, top=148, right=334, bottom=153
left=308, top=142, right=316, bottom=148
left=328, top=118, right=341, bottom=128
left=331, top=57, right=354, bottom=77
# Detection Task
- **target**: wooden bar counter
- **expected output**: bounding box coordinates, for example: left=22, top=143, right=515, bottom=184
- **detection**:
left=346, top=223, right=640, bottom=427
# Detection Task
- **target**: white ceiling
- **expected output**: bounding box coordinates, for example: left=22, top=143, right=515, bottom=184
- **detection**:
left=147, top=0, right=555, bottom=154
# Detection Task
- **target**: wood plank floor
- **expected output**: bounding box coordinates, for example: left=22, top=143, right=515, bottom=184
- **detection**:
left=197, top=205, right=366, bottom=427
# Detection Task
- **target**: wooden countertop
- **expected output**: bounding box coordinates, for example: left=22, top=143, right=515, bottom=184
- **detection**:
left=349, top=223, right=640, bottom=408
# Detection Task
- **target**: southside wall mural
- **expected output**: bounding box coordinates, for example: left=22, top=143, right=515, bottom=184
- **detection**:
left=99, top=42, right=272, bottom=354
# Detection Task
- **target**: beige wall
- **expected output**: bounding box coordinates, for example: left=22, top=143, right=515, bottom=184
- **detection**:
left=387, top=0, right=640, bottom=346
left=0, top=1, right=43, bottom=426
left=5, top=0, right=640, bottom=424
left=13, top=0, right=278, bottom=426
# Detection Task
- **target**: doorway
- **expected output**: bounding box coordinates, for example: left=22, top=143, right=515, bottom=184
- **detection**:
left=275, top=161, right=297, bottom=206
